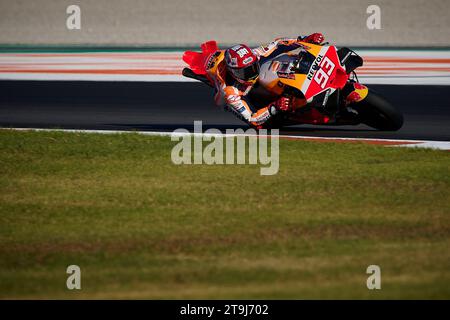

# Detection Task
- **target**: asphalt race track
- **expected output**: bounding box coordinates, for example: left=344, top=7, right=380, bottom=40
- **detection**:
left=0, top=81, right=449, bottom=141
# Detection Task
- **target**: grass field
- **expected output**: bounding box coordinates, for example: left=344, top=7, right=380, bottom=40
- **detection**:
left=0, top=130, right=449, bottom=299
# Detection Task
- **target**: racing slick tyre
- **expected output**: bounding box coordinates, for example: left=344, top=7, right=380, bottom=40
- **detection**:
left=353, top=91, right=404, bottom=131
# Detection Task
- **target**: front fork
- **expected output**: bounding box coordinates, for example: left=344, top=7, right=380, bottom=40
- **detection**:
left=334, top=81, right=369, bottom=125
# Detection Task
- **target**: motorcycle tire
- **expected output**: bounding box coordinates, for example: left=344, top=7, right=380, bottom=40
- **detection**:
left=353, top=91, right=404, bottom=131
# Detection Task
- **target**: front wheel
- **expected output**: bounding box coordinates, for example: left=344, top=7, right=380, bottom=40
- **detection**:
left=352, top=91, right=404, bottom=131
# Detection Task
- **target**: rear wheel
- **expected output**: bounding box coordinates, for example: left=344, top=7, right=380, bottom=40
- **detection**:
left=353, top=91, right=403, bottom=131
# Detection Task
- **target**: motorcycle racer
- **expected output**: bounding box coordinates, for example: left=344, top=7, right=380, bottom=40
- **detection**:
left=183, top=33, right=325, bottom=128
left=183, top=33, right=403, bottom=132
left=205, top=33, right=325, bottom=128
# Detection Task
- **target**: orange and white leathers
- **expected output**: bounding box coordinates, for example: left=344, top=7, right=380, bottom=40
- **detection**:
left=206, top=38, right=304, bottom=128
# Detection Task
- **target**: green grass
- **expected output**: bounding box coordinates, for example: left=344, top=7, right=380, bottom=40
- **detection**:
left=0, top=130, right=449, bottom=299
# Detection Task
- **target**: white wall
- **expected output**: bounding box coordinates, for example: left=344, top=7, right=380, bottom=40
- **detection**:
left=0, top=0, right=449, bottom=47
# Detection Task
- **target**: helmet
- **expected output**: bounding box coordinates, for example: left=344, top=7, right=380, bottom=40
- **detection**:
left=224, top=44, right=260, bottom=85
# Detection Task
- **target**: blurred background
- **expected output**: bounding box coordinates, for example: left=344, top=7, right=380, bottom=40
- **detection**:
left=0, top=0, right=449, bottom=47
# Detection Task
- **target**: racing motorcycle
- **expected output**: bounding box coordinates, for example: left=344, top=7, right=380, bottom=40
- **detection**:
left=182, top=41, right=404, bottom=131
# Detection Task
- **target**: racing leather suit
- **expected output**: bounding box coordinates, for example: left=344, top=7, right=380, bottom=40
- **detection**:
left=206, top=37, right=316, bottom=128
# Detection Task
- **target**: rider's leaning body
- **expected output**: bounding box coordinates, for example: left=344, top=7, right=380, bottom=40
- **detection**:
left=205, top=33, right=325, bottom=128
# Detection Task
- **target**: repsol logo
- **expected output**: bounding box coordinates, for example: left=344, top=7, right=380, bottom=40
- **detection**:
left=307, top=54, right=323, bottom=81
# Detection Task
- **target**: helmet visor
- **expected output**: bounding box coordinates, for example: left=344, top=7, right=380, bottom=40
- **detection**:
left=230, top=62, right=260, bottom=82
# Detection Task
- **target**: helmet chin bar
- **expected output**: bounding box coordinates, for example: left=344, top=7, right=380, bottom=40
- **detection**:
left=235, top=76, right=259, bottom=86
left=230, top=62, right=260, bottom=84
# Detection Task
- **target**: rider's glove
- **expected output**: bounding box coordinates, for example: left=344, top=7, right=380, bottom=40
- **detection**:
left=300, top=33, right=325, bottom=45
left=274, top=96, right=291, bottom=112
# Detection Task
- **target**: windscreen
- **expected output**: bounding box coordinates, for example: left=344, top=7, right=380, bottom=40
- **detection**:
left=295, top=51, right=316, bottom=74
